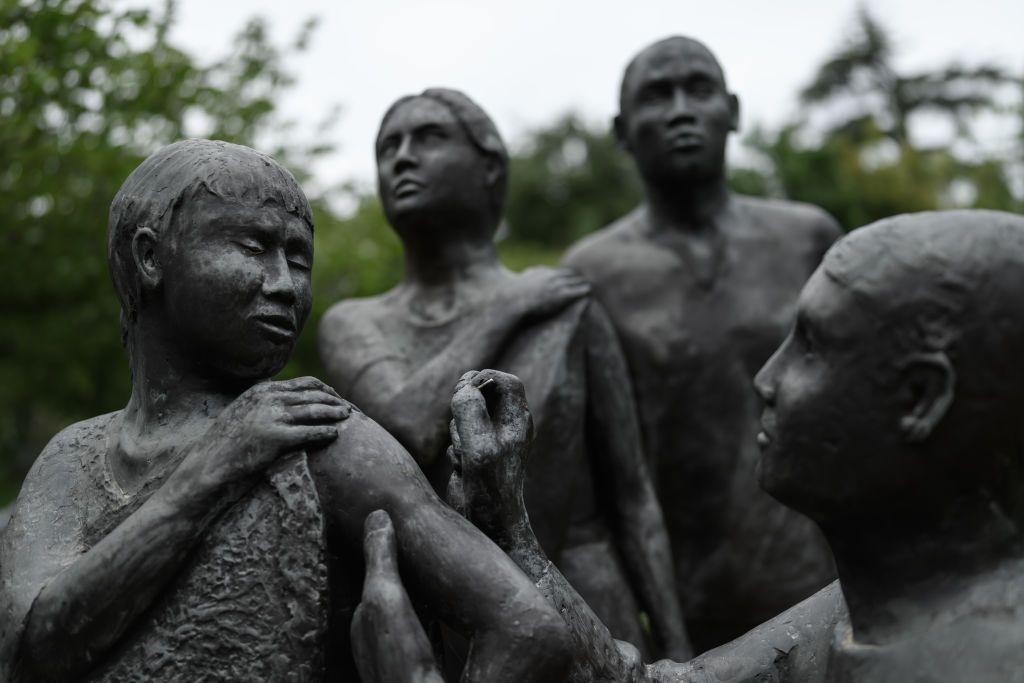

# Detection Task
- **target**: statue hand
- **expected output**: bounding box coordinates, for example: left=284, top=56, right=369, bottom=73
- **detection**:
left=351, top=510, right=443, bottom=683
left=192, top=376, right=351, bottom=487
left=508, top=267, right=590, bottom=321
left=446, top=370, right=532, bottom=541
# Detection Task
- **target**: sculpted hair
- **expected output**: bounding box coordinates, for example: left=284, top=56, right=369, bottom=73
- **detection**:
left=107, top=139, right=312, bottom=353
left=379, top=88, right=509, bottom=217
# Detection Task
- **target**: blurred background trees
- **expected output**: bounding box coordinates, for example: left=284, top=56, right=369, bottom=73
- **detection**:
left=1, top=1, right=1022, bottom=504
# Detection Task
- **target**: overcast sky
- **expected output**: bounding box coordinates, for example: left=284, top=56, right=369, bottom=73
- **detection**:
left=169, top=0, right=1024, bottom=191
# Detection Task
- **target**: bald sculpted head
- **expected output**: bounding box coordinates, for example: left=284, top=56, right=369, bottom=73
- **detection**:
left=615, top=36, right=738, bottom=187
left=755, top=210, right=1024, bottom=523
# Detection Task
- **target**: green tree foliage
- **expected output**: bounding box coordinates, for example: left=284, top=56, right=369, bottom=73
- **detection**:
left=0, top=0, right=343, bottom=501
left=504, top=114, right=642, bottom=249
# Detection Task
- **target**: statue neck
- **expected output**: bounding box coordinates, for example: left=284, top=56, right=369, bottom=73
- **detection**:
left=121, top=321, right=244, bottom=459
left=400, top=223, right=503, bottom=289
left=824, top=492, right=1024, bottom=645
left=643, top=172, right=730, bottom=234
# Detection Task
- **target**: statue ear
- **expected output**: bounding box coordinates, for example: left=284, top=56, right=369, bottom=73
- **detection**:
left=131, top=227, right=162, bottom=291
left=613, top=114, right=631, bottom=153
left=729, top=93, right=740, bottom=133
left=898, top=352, right=955, bottom=443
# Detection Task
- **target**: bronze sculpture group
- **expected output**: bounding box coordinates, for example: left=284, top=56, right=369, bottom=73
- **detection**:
left=3, top=34, right=1024, bottom=683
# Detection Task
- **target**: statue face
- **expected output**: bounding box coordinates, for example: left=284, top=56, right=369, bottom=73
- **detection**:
left=753, top=267, right=903, bottom=520
left=618, top=41, right=736, bottom=186
left=376, top=97, right=489, bottom=229
left=161, top=192, right=313, bottom=380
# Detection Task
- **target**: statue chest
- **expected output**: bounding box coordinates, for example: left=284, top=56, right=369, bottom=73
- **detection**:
left=596, top=234, right=808, bottom=397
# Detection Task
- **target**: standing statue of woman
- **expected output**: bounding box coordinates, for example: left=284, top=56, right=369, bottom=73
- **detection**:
left=318, top=88, right=689, bottom=659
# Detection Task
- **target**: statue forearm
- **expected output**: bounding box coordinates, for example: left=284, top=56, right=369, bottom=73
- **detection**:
left=582, top=303, right=691, bottom=657
left=612, top=493, right=692, bottom=659
left=490, top=509, right=652, bottom=683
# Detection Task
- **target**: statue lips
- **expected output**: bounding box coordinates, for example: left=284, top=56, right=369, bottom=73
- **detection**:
left=667, top=130, right=704, bottom=152
left=757, top=411, right=776, bottom=449
left=393, top=176, right=424, bottom=199
left=251, top=311, right=297, bottom=344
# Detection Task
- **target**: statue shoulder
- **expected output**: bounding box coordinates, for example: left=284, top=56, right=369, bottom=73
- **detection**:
left=735, top=194, right=842, bottom=243
left=18, top=412, right=119, bottom=496
left=306, top=408, right=440, bottom=545
left=679, top=580, right=845, bottom=683
left=562, top=207, right=647, bottom=274
left=319, top=291, right=396, bottom=341
left=318, top=292, right=403, bottom=392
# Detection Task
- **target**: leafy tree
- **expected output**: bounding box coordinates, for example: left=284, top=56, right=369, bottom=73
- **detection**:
left=736, top=8, right=1023, bottom=229
left=504, top=113, right=642, bottom=249
left=800, top=8, right=1017, bottom=148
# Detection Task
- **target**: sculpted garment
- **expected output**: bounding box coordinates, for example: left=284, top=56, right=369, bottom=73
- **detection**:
left=565, top=196, right=839, bottom=648
left=0, top=412, right=331, bottom=682
left=328, top=296, right=647, bottom=647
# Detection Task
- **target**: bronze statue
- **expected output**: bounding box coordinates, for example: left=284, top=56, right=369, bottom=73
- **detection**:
left=0, top=139, right=572, bottom=682
left=562, top=35, right=842, bottom=651
left=445, top=210, right=1024, bottom=682
left=318, top=88, right=690, bottom=658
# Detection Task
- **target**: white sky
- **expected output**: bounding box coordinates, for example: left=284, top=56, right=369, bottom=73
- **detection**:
left=169, top=0, right=1024, bottom=192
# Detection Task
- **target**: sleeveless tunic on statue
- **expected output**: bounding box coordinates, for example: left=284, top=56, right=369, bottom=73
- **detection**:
left=77, top=414, right=330, bottom=682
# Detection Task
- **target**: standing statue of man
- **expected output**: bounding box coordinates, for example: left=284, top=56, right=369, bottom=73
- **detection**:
left=563, top=35, right=842, bottom=650
left=0, top=140, right=571, bottom=682
left=445, top=210, right=1024, bottom=682
left=318, top=89, right=689, bottom=658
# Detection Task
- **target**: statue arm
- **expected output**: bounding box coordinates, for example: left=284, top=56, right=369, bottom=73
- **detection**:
left=308, top=412, right=572, bottom=683
left=2, top=433, right=246, bottom=682
left=447, top=371, right=689, bottom=683
left=318, top=302, right=529, bottom=468
left=582, top=303, right=692, bottom=660
left=448, top=372, right=836, bottom=683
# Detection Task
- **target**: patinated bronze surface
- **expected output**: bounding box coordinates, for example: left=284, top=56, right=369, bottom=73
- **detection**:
left=446, top=210, right=1024, bottom=682
left=562, top=35, right=842, bottom=650
left=318, top=89, right=689, bottom=658
left=0, top=139, right=571, bottom=682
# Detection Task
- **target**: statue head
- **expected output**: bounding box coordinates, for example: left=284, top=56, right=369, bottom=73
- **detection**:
left=754, top=210, right=1024, bottom=529
left=376, top=88, right=508, bottom=240
left=615, top=36, right=738, bottom=189
left=108, top=139, right=314, bottom=381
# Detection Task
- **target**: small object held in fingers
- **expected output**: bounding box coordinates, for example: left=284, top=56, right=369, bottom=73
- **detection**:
left=475, top=378, right=495, bottom=391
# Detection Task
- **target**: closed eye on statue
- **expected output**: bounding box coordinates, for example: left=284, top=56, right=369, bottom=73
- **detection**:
left=235, top=237, right=265, bottom=255
left=286, top=252, right=311, bottom=271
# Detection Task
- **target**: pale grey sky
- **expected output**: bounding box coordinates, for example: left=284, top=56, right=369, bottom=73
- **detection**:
left=170, top=0, right=1024, bottom=191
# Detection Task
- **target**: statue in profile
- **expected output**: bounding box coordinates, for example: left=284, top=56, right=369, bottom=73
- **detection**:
left=0, top=139, right=571, bottom=682
left=563, top=36, right=842, bottom=650
left=318, top=88, right=689, bottom=657
left=440, top=210, right=1024, bottom=682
